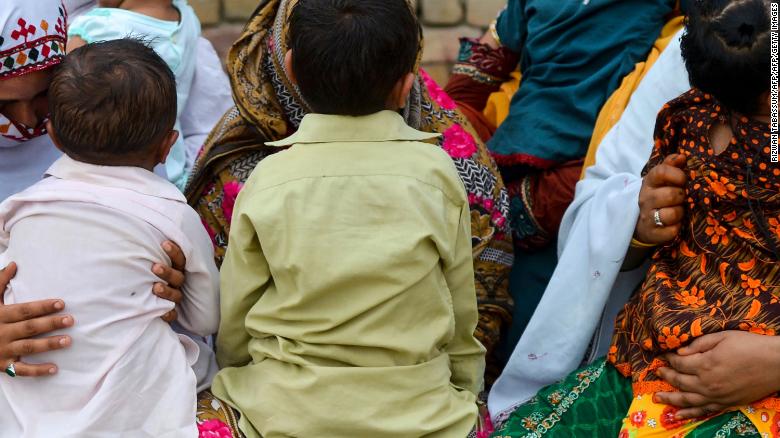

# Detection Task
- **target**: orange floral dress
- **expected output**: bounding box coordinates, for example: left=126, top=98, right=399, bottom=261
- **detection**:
left=609, top=89, right=780, bottom=407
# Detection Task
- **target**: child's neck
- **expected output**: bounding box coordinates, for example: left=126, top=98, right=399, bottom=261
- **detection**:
left=710, top=110, right=770, bottom=156
left=116, top=0, right=179, bottom=22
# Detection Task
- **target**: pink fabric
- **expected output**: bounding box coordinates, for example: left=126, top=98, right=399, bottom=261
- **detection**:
left=442, top=124, right=478, bottom=159
left=198, top=420, right=234, bottom=438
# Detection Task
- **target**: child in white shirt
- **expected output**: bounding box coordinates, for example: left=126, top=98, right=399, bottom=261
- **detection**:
left=0, top=39, right=219, bottom=437
left=68, top=0, right=201, bottom=190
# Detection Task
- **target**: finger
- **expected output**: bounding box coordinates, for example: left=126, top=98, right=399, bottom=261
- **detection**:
left=642, top=223, right=682, bottom=244
left=647, top=163, right=688, bottom=188
left=654, top=391, right=711, bottom=409
left=161, top=309, right=178, bottom=323
left=0, top=263, right=17, bottom=296
left=4, top=314, right=73, bottom=342
left=5, top=334, right=71, bottom=357
left=10, top=361, right=59, bottom=377
left=0, top=300, right=66, bottom=324
left=675, top=404, right=726, bottom=420
left=664, top=153, right=688, bottom=170
left=656, top=367, right=702, bottom=392
left=657, top=206, right=686, bottom=226
left=665, top=352, right=704, bottom=375
left=152, top=263, right=185, bottom=289
left=647, top=187, right=687, bottom=209
left=161, top=241, right=186, bottom=272
left=153, top=282, right=183, bottom=305
left=678, top=332, right=725, bottom=355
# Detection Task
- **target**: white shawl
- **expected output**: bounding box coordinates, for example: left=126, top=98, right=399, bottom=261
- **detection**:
left=489, top=29, right=691, bottom=419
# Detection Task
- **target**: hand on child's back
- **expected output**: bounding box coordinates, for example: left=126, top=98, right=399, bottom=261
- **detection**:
left=0, top=240, right=186, bottom=376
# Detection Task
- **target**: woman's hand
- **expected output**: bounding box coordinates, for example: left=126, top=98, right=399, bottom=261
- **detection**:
left=655, top=331, right=780, bottom=419
left=152, top=241, right=186, bottom=322
left=0, top=263, right=74, bottom=377
left=635, top=154, right=688, bottom=244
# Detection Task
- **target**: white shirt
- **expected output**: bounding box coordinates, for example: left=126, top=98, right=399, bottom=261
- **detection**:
left=0, top=156, right=220, bottom=437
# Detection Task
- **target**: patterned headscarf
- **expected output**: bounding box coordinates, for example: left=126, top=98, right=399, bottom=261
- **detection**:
left=0, top=0, right=67, bottom=80
left=186, top=0, right=515, bottom=375
left=0, top=0, right=67, bottom=143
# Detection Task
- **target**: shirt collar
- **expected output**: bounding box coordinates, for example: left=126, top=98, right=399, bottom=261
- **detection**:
left=266, top=110, right=441, bottom=147
left=45, top=155, right=186, bottom=203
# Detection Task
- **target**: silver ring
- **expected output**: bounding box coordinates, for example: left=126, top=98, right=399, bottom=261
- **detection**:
left=4, top=362, right=16, bottom=378
left=653, top=209, right=665, bottom=228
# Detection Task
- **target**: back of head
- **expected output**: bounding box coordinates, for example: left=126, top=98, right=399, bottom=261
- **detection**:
left=287, top=0, right=420, bottom=116
left=49, top=39, right=177, bottom=165
left=681, top=0, right=770, bottom=115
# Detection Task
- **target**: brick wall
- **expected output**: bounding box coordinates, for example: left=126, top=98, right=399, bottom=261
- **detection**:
left=190, top=0, right=506, bottom=85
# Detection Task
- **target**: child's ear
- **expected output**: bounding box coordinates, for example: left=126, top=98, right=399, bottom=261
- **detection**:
left=156, top=130, right=179, bottom=165
left=284, top=50, right=297, bottom=86
left=393, top=72, right=416, bottom=110
left=46, top=119, right=64, bottom=153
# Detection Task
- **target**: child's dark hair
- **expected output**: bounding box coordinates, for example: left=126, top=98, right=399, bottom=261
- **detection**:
left=287, top=0, right=420, bottom=116
left=49, top=39, right=177, bottom=165
left=681, top=0, right=770, bottom=115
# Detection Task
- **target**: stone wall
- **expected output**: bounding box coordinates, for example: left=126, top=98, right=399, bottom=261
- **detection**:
left=190, top=0, right=506, bottom=85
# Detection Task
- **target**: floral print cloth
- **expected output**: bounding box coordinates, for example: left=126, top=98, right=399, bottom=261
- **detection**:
left=491, top=360, right=765, bottom=438
left=620, top=394, right=780, bottom=437
left=609, top=89, right=780, bottom=405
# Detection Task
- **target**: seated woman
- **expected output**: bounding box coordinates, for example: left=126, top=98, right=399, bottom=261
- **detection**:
left=491, top=1, right=779, bottom=436
left=185, top=0, right=514, bottom=382
left=443, top=0, right=678, bottom=365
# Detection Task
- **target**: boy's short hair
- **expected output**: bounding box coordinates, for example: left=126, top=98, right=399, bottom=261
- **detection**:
left=288, top=0, right=420, bottom=116
left=49, top=39, right=177, bottom=165
left=681, top=0, right=770, bottom=115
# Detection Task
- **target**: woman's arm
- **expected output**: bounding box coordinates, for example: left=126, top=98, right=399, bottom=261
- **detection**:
left=174, top=212, right=221, bottom=337
left=0, top=263, right=72, bottom=376
left=444, top=203, right=487, bottom=396
left=216, top=192, right=272, bottom=369
left=656, top=331, right=780, bottom=419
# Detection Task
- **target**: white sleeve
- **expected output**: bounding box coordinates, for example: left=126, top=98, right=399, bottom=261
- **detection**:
left=180, top=37, right=234, bottom=168
left=175, top=207, right=220, bottom=337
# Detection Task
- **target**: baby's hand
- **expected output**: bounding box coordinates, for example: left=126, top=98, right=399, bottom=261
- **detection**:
left=635, top=154, right=688, bottom=245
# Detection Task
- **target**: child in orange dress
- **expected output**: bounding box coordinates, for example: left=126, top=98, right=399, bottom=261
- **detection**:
left=609, top=0, right=779, bottom=436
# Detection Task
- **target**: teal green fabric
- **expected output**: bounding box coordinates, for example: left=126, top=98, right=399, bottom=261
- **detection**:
left=491, top=361, right=760, bottom=438
left=488, top=0, right=674, bottom=168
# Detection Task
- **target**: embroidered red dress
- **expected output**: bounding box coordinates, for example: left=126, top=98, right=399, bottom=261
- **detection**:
left=609, top=89, right=780, bottom=408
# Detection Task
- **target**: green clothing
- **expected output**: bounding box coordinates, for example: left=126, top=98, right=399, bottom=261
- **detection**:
left=213, top=111, right=486, bottom=438
left=492, top=361, right=760, bottom=438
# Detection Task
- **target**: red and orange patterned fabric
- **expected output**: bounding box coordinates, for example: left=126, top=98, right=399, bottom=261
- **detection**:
left=610, top=89, right=780, bottom=408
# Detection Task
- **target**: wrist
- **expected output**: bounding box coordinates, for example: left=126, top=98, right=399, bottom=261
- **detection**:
left=768, top=336, right=780, bottom=393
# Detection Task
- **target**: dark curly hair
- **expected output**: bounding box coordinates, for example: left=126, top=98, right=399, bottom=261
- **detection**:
left=681, top=0, right=770, bottom=115
left=49, top=39, right=177, bottom=165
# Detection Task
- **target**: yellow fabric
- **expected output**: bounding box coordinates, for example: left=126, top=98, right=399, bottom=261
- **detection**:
left=581, top=16, right=685, bottom=177
left=483, top=71, right=522, bottom=128
left=620, top=394, right=777, bottom=437
left=212, top=111, right=485, bottom=438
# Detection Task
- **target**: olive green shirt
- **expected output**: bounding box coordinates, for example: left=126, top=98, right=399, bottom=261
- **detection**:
left=212, top=111, right=485, bottom=438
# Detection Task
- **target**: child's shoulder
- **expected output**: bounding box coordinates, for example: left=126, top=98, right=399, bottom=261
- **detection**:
left=392, top=139, right=469, bottom=203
